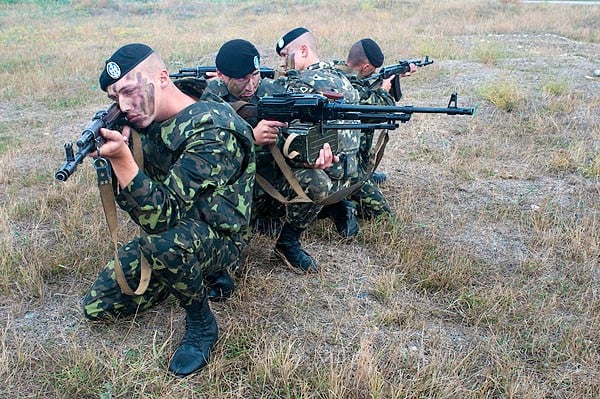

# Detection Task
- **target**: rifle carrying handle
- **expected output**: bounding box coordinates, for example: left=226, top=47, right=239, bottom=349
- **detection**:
left=282, top=133, right=301, bottom=160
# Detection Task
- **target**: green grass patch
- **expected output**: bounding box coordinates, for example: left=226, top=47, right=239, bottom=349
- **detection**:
left=477, top=78, right=523, bottom=112
left=474, top=41, right=509, bottom=66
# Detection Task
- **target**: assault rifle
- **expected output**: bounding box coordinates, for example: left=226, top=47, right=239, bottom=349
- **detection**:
left=361, top=56, right=434, bottom=102
left=170, top=65, right=277, bottom=79
left=256, top=92, right=473, bottom=164
left=55, top=103, right=128, bottom=182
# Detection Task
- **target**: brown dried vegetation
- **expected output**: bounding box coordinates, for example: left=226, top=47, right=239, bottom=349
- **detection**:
left=0, top=1, right=598, bottom=398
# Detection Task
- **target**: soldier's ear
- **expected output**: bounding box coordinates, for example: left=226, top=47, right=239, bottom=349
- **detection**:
left=159, top=69, right=169, bottom=88
left=360, top=64, right=372, bottom=76
left=300, top=44, right=309, bottom=58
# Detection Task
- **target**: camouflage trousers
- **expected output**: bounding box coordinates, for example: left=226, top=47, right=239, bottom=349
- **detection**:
left=82, top=218, right=244, bottom=321
left=253, top=168, right=348, bottom=230
left=350, top=178, right=391, bottom=219
left=350, top=131, right=391, bottom=219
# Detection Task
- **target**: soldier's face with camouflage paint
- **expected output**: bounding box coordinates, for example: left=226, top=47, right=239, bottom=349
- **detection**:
left=278, top=46, right=298, bottom=72
left=220, top=70, right=260, bottom=101
left=107, top=65, right=157, bottom=129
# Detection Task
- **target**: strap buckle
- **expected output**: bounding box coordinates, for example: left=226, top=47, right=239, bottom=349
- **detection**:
left=93, top=157, right=112, bottom=185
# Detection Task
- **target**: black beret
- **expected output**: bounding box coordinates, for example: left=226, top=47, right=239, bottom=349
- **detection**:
left=275, top=27, right=310, bottom=55
left=99, top=43, right=154, bottom=92
left=360, top=38, right=384, bottom=68
left=215, top=39, right=260, bottom=79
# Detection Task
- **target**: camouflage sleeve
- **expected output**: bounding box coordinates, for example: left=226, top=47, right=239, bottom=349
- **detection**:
left=255, top=77, right=287, bottom=98
left=359, top=87, right=396, bottom=106
left=115, top=129, right=243, bottom=234
left=345, top=73, right=395, bottom=106
left=205, top=78, right=231, bottom=99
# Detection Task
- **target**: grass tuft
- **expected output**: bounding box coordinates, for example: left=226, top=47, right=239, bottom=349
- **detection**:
left=477, top=79, right=524, bottom=112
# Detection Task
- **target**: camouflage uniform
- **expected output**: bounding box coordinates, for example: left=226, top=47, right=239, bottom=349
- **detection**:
left=331, top=60, right=392, bottom=219
left=206, top=77, right=286, bottom=217
left=207, top=76, right=350, bottom=231
left=82, top=93, right=255, bottom=320
left=265, top=62, right=363, bottom=243
left=284, top=62, right=361, bottom=181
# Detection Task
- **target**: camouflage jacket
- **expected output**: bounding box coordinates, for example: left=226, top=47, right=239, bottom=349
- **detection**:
left=330, top=60, right=396, bottom=106
left=284, top=61, right=359, bottom=103
left=284, top=62, right=361, bottom=179
left=206, top=77, right=286, bottom=186
left=115, top=96, right=256, bottom=239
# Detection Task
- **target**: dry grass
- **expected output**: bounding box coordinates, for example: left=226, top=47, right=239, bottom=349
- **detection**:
left=0, top=0, right=599, bottom=398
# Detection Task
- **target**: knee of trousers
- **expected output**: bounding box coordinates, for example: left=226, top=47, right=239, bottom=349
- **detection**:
left=290, top=168, right=333, bottom=202
left=136, top=219, right=212, bottom=267
left=138, top=222, right=242, bottom=287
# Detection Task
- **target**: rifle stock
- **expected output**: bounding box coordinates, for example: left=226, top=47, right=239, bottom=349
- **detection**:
left=55, top=103, right=128, bottom=182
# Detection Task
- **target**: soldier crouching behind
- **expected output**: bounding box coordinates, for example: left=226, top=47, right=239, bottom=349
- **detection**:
left=205, top=38, right=344, bottom=274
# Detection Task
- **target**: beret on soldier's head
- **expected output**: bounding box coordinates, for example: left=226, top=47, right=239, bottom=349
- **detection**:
left=275, top=27, right=310, bottom=55
left=215, top=39, right=261, bottom=79
left=360, top=38, right=384, bottom=68
left=99, top=43, right=154, bottom=92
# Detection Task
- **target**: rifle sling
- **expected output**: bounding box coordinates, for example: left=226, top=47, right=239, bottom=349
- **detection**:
left=314, top=129, right=390, bottom=207
left=257, top=131, right=389, bottom=207
left=97, top=129, right=151, bottom=296
left=255, top=143, right=313, bottom=204
left=282, top=133, right=301, bottom=160
left=229, top=100, right=313, bottom=205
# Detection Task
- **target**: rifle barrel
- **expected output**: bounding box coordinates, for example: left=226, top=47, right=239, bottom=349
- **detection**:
left=55, top=103, right=126, bottom=182
left=329, top=102, right=474, bottom=116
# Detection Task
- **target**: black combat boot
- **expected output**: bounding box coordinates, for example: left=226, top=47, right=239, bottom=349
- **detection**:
left=328, top=200, right=359, bottom=238
left=316, top=205, right=331, bottom=220
left=371, top=171, right=388, bottom=185
left=275, top=223, right=318, bottom=273
left=204, top=270, right=235, bottom=302
left=169, top=295, right=219, bottom=377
